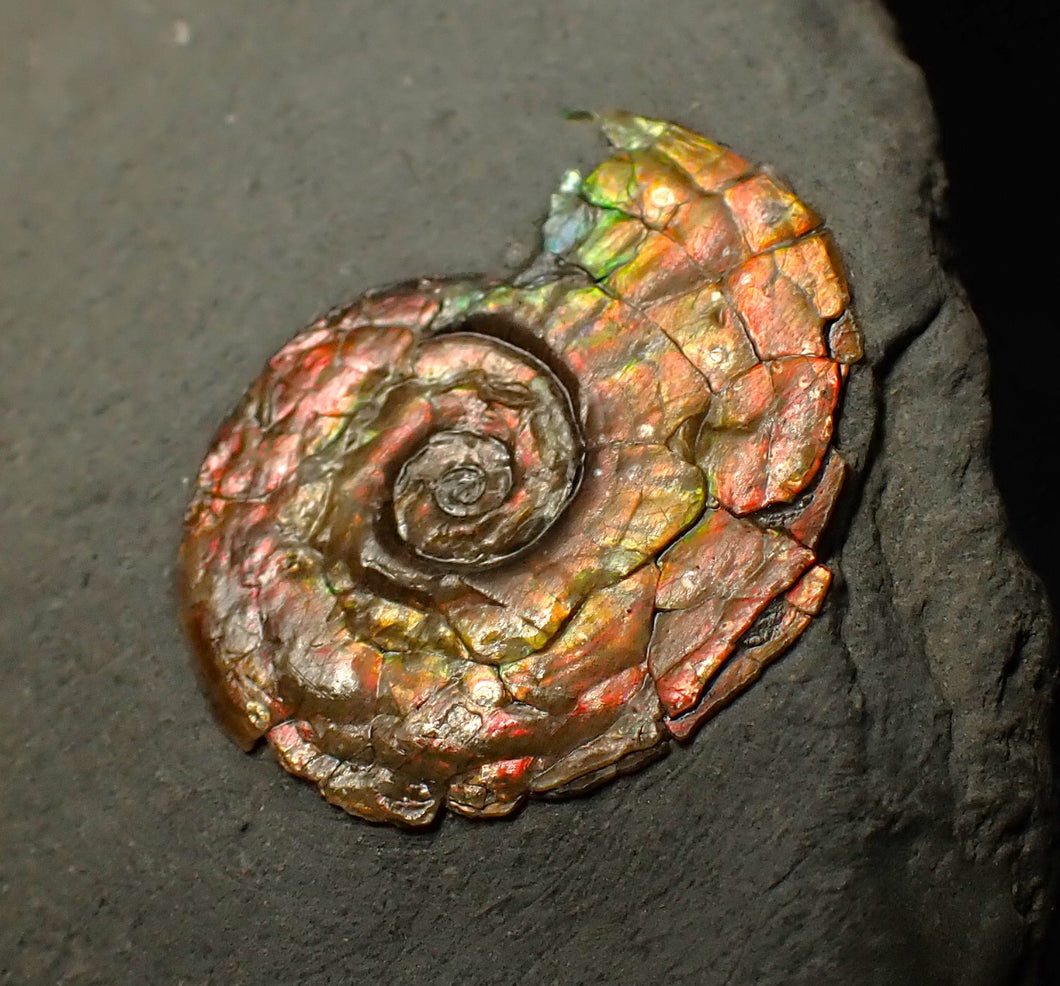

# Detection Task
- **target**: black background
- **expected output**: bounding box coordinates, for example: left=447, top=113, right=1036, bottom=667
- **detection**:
left=885, top=0, right=1058, bottom=975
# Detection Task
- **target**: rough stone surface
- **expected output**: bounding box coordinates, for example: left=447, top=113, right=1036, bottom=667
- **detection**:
left=0, top=2, right=1052, bottom=984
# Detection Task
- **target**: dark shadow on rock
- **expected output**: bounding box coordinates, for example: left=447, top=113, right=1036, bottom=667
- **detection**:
left=883, top=2, right=1059, bottom=979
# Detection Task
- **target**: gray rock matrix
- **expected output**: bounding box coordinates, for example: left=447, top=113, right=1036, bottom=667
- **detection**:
left=0, top=1, right=1052, bottom=984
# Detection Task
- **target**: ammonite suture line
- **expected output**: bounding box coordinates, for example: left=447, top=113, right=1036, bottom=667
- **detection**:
left=179, top=113, right=863, bottom=826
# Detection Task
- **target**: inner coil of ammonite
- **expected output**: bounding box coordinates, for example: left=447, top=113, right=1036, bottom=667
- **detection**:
left=180, top=113, right=863, bottom=827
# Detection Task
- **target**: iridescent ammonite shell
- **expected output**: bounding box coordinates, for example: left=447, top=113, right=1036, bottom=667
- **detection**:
left=180, top=114, right=863, bottom=827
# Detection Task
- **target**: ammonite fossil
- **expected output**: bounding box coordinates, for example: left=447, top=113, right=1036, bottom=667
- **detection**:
left=180, top=113, right=862, bottom=827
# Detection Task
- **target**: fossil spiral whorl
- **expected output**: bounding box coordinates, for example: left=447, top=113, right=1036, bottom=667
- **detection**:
left=180, top=113, right=862, bottom=826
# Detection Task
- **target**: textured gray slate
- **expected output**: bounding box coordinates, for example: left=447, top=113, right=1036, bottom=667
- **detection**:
left=0, top=1, right=1052, bottom=984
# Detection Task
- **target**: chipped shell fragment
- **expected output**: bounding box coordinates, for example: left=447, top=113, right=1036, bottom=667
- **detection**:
left=179, top=112, right=862, bottom=827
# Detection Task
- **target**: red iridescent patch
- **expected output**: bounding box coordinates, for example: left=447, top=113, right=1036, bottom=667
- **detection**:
left=180, top=113, right=862, bottom=826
